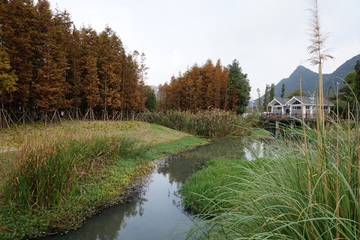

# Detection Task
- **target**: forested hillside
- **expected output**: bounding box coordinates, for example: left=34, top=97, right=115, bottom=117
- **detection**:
left=0, top=0, right=150, bottom=124
left=273, top=54, right=360, bottom=97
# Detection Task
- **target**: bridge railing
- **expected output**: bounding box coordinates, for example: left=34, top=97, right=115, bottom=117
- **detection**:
left=260, top=112, right=337, bottom=120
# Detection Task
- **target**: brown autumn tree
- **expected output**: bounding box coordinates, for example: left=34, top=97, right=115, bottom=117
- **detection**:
left=81, top=26, right=100, bottom=120
left=201, top=59, right=215, bottom=109
left=0, top=45, right=17, bottom=108
left=213, top=59, right=226, bottom=109
left=98, top=27, right=124, bottom=120
left=66, top=26, right=83, bottom=119
left=0, top=9, right=18, bottom=112
left=192, top=64, right=203, bottom=110
left=34, top=0, right=68, bottom=124
left=121, top=51, right=141, bottom=118
left=55, top=9, right=73, bottom=112
left=180, top=69, right=193, bottom=110
left=0, top=44, right=18, bottom=128
left=157, top=83, right=170, bottom=112
left=2, top=0, right=37, bottom=123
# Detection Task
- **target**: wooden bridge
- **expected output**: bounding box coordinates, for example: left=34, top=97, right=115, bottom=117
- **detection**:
left=260, top=112, right=343, bottom=138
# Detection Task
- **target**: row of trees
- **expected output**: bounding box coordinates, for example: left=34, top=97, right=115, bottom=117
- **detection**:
left=157, top=59, right=251, bottom=114
left=0, top=0, right=150, bottom=126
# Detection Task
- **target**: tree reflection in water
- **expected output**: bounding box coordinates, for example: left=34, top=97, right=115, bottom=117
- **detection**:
left=46, top=182, right=151, bottom=240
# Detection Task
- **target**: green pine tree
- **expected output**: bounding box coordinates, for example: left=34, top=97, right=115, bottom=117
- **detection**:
left=145, top=89, right=157, bottom=112
left=228, top=59, right=251, bottom=114
left=281, top=83, right=285, bottom=98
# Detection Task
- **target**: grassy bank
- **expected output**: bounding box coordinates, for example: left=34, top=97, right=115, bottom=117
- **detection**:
left=180, top=119, right=360, bottom=239
left=0, top=120, right=188, bottom=153
left=0, top=121, right=207, bottom=239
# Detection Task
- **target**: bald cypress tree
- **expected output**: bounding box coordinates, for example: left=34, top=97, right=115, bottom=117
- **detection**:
left=0, top=45, right=18, bottom=128
left=55, top=9, right=73, bottom=114
left=67, top=26, right=83, bottom=119
left=202, top=59, right=215, bottom=109
left=35, top=0, right=69, bottom=125
left=81, top=27, right=100, bottom=120
left=213, top=59, right=224, bottom=109
left=2, top=0, right=37, bottom=123
left=98, top=27, right=124, bottom=120
left=192, top=64, right=203, bottom=110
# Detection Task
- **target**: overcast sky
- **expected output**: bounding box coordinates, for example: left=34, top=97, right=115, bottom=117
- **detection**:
left=46, top=0, right=360, bottom=99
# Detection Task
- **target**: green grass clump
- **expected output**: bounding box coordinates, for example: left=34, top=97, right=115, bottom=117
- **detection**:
left=180, top=116, right=360, bottom=239
left=143, top=109, right=251, bottom=137
left=2, top=136, right=139, bottom=210
left=144, top=136, right=207, bottom=159
left=179, top=158, right=243, bottom=214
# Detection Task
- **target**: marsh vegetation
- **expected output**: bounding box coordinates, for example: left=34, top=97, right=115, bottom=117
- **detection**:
left=0, top=121, right=207, bottom=239
left=144, top=109, right=251, bottom=137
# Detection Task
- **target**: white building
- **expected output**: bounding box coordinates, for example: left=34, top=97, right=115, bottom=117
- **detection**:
left=268, top=96, right=335, bottom=116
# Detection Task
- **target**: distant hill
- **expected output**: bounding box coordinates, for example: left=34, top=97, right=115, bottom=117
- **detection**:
left=273, top=54, right=360, bottom=98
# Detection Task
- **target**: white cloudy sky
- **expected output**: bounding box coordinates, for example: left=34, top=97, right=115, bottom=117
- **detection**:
left=46, top=0, right=360, bottom=99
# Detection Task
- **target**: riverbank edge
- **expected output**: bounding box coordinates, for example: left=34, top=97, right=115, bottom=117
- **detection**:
left=0, top=136, right=208, bottom=240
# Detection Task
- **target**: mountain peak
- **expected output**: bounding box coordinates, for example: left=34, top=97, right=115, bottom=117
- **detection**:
left=288, top=65, right=316, bottom=80
left=295, top=65, right=306, bottom=70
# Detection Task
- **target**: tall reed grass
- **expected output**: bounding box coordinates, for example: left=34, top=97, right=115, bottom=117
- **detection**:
left=144, top=109, right=251, bottom=137
left=1, top=135, right=139, bottom=210
left=179, top=112, right=360, bottom=239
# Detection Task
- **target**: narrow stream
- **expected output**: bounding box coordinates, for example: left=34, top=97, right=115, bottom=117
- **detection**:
left=44, top=138, right=266, bottom=240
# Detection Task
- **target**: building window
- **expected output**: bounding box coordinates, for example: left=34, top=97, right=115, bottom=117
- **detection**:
left=292, top=106, right=301, bottom=110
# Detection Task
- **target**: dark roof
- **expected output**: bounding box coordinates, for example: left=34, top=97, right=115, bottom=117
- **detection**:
left=274, top=98, right=290, bottom=105
left=290, top=96, right=335, bottom=106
